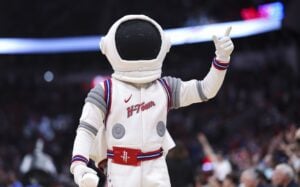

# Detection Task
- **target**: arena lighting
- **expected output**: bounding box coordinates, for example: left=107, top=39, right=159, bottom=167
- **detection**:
left=241, top=1, right=284, bottom=20
left=44, top=70, right=54, bottom=82
left=167, top=17, right=281, bottom=45
left=0, top=2, right=283, bottom=54
left=258, top=1, right=284, bottom=20
left=0, top=17, right=281, bottom=54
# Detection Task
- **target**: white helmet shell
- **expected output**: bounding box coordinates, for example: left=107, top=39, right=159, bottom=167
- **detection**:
left=100, top=15, right=171, bottom=84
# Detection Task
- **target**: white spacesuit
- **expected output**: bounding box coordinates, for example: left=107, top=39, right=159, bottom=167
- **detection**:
left=70, top=15, right=234, bottom=187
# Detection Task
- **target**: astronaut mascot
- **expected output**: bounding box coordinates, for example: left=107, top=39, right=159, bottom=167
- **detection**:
left=70, top=15, right=234, bottom=187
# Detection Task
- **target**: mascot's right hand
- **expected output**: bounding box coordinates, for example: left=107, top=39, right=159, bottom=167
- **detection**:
left=212, top=26, right=234, bottom=63
left=73, top=164, right=99, bottom=187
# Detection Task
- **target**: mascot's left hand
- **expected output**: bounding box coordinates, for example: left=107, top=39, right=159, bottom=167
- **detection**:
left=212, top=27, right=234, bottom=63
left=72, top=164, right=99, bottom=187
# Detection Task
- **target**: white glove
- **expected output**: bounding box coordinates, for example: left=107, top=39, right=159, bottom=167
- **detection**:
left=212, top=27, right=234, bottom=63
left=72, top=164, right=99, bottom=187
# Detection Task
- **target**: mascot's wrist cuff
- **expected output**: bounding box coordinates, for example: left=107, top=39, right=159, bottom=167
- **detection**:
left=71, top=155, right=89, bottom=165
left=70, top=155, right=89, bottom=174
left=212, top=58, right=229, bottom=70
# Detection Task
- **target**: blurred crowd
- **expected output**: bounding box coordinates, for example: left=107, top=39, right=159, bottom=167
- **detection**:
left=184, top=126, right=300, bottom=187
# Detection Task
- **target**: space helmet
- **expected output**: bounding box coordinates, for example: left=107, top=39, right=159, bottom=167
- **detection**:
left=100, top=15, right=171, bottom=84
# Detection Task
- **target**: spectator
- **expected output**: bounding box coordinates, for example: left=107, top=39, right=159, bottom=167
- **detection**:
left=240, top=168, right=270, bottom=187
left=271, top=163, right=298, bottom=187
left=198, top=133, right=232, bottom=181
left=222, top=174, right=238, bottom=187
left=20, top=139, right=57, bottom=186
left=207, top=176, right=222, bottom=187
left=240, top=169, right=258, bottom=187
left=167, top=141, right=194, bottom=187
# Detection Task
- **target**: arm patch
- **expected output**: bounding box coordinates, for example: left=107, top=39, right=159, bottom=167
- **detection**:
left=85, top=84, right=107, bottom=114
left=162, top=76, right=182, bottom=109
left=196, top=81, right=208, bottom=102
left=78, top=121, right=98, bottom=136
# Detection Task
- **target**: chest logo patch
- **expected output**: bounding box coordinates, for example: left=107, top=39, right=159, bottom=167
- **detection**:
left=112, top=123, right=126, bottom=139
left=127, top=101, right=155, bottom=118
left=156, top=121, right=166, bottom=137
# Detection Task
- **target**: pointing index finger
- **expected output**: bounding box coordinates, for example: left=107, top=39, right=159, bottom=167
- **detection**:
left=224, top=26, right=232, bottom=37
left=212, top=35, right=218, bottom=44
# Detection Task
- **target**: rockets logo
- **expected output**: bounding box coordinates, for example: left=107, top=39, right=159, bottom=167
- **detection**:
left=121, top=150, right=130, bottom=163
left=127, top=101, right=155, bottom=118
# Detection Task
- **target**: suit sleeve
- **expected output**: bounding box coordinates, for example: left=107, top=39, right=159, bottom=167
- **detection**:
left=163, top=59, right=228, bottom=108
left=71, top=83, right=106, bottom=172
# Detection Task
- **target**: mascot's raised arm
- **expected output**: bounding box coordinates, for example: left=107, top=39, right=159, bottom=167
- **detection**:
left=70, top=14, right=234, bottom=187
